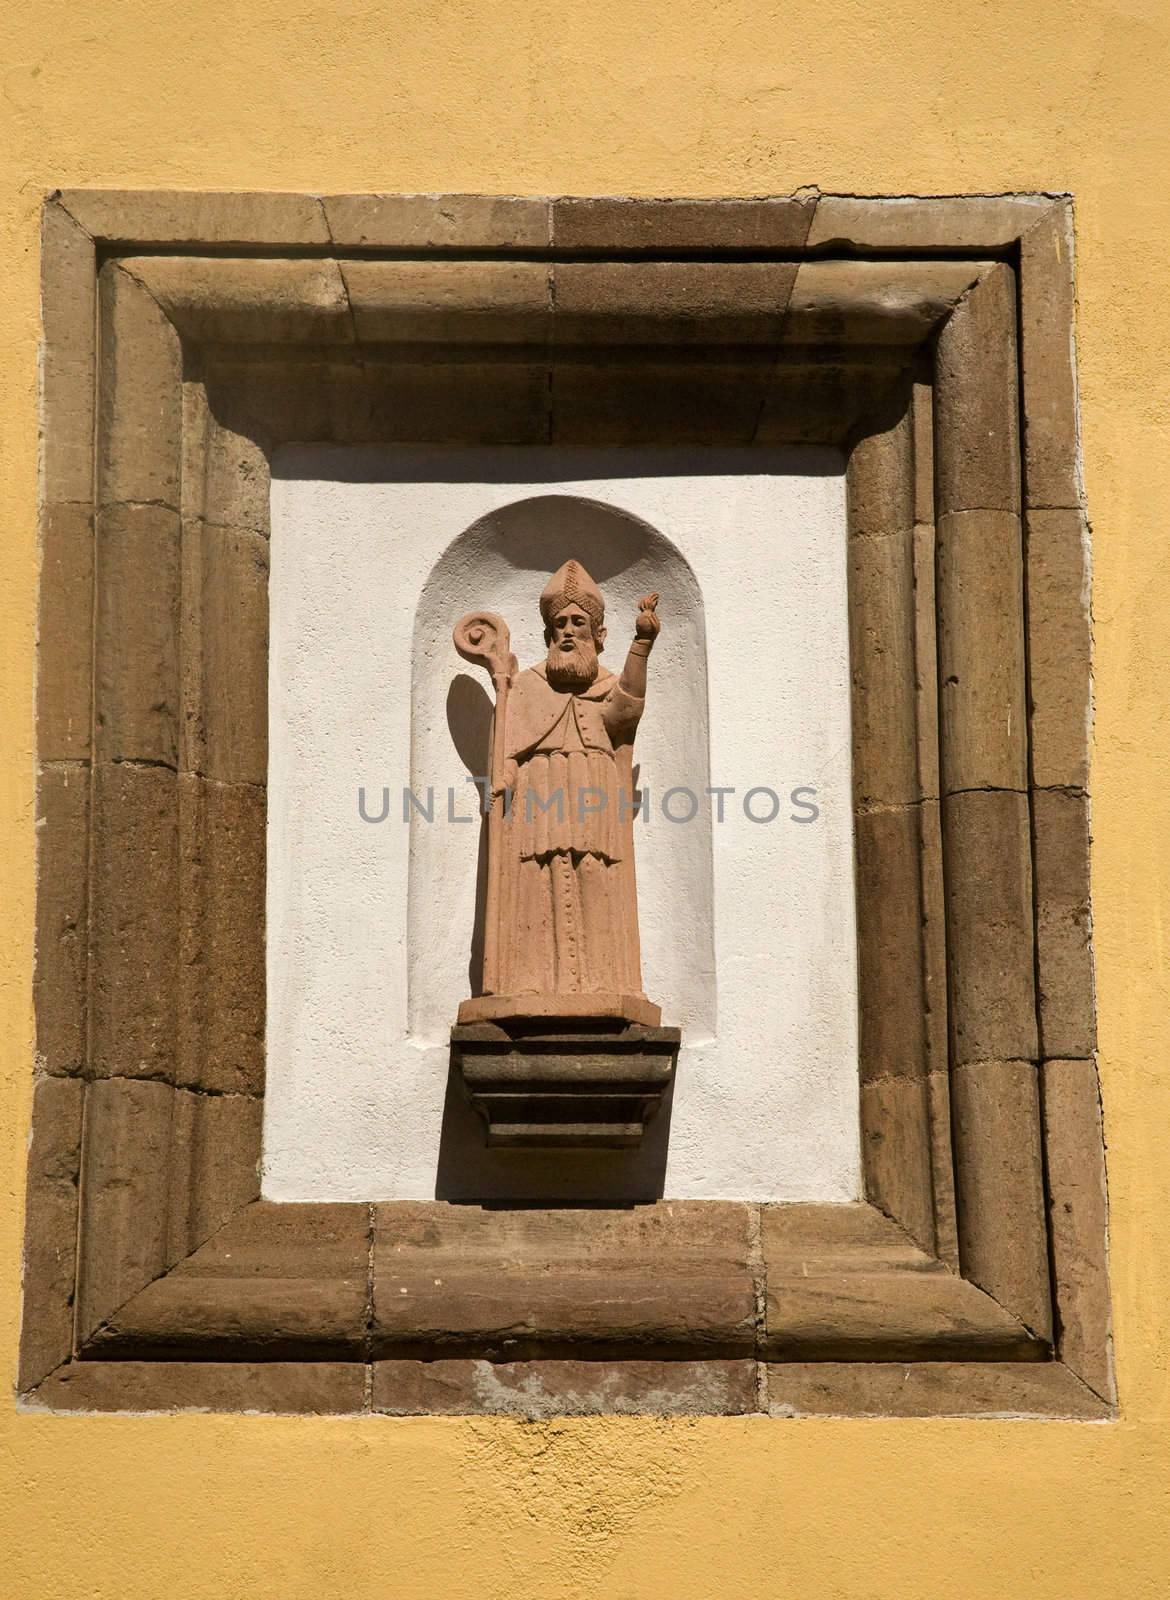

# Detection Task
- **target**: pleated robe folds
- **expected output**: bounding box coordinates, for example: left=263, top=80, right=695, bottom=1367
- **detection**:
left=492, top=661, right=646, bottom=1000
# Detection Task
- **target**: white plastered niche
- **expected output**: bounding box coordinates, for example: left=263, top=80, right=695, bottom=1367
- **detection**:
left=263, top=446, right=860, bottom=1202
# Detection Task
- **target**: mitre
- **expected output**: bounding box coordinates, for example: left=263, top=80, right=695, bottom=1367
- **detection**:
left=539, top=559, right=605, bottom=628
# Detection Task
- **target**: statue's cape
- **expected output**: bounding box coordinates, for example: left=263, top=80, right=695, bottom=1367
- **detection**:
left=504, top=662, right=637, bottom=762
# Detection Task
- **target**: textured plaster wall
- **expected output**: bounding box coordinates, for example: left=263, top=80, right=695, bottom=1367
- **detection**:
left=264, top=447, right=858, bottom=1202
left=3, top=1, right=1170, bottom=1595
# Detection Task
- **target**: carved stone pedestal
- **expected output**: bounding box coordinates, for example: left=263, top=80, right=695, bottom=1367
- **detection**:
left=451, top=1021, right=680, bottom=1148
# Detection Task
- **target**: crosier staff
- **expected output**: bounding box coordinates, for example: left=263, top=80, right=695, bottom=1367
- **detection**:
left=452, top=611, right=516, bottom=995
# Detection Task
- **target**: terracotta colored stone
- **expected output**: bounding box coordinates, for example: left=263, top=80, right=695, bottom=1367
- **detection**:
left=766, top=1359, right=1109, bottom=1419
left=951, top=1059, right=1052, bottom=1341
left=552, top=195, right=815, bottom=252
left=29, top=1360, right=364, bottom=1414
left=184, top=520, right=269, bottom=785
left=37, top=503, right=94, bottom=762
left=554, top=261, right=795, bottom=344
left=34, top=764, right=88, bottom=1074
left=342, top=259, right=551, bottom=344
left=1026, top=508, right=1091, bottom=791
left=1041, top=1059, right=1115, bottom=1403
left=934, top=263, right=1021, bottom=515
left=936, top=509, right=1028, bottom=792
left=854, top=805, right=927, bottom=1082
left=177, top=774, right=266, bottom=1095
left=1019, top=201, right=1083, bottom=510
left=89, top=1202, right=369, bottom=1354
left=57, top=188, right=333, bottom=247
left=76, top=1077, right=176, bottom=1342
left=1033, top=790, right=1096, bottom=1059
left=326, top=193, right=550, bottom=250
left=943, top=789, right=1038, bottom=1065
left=90, top=761, right=179, bottom=1080
left=373, top=1200, right=755, bottom=1355
left=860, top=1074, right=937, bottom=1255
left=18, top=1075, right=84, bottom=1389
left=97, top=261, right=182, bottom=508
left=783, top=259, right=988, bottom=344
left=848, top=529, right=919, bottom=807
left=373, top=1358, right=758, bottom=1416
left=94, top=501, right=180, bottom=766
left=805, top=193, right=1055, bottom=252
left=551, top=354, right=770, bottom=446
left=40, top=199, right=97, bottom=505
left=124, top=255, right=352, bottom=345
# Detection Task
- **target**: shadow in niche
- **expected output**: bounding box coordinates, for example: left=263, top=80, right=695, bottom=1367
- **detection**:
left=446, top=674, right=493, bottom=995
left=434, top=1064, right=674, bottom=1204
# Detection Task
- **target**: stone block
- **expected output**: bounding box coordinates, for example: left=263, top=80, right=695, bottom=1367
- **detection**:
left=342, top=259, right=551, bottom=343
left=553, top=261, right=795, bottom=344
left=373, top=1357, right=757, bottom=1416
left=766, top=1359, right=1108, bottom=1419
left=943, top=789, right=1038, bottom=1065
left=124, top=255, right=352, bottom=344
left=936, top=510, right=1028, bottom=792
left=848, top=528, right=920, bottom=807
left=860, top=1074, right=938, bottom=1255
left=184, top=520, right=269, bottom=785
left=951, top=1059, right=1051, bottom=1341
left=1033, top=789, right=1095, bottom=1059
left=40, top=199, right=97, bottom=505
left=1020, top=202, right=1083, bottom=510
left=934, top=263, right=1020, bottom=514
left=1026, top=508, right=1091, bottom=790
left=854, top=806, right=927, bottom=1082
left=57, top=189, right=333, bottom=247
left=846, top=408, right=914, bottom=538
left=326, top=193, right=550, bottom=250
left=37, top=503, right=94, bottom=762
left=34, top=764, right=88, bottom=1074
left=806, top=193, right=1055, bottom=252
left=18, top=1075, right=84, bottom=1388
left=783, top=259, right=987, bottom=344
left=553, top=195, right=815, bottom=252
left=97, top=262, right=182, bottom=509
left=90, top=761, right=179, bottom=1080
left=31, top=1359, right=365, bottom=1414
left=94, top=501, right=181, bottom=766
left=551, top=354, right=770, bottom=445
left=166, top=1088, right=262, bottom=1264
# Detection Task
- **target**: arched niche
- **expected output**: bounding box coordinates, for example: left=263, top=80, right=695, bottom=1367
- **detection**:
left=408, top=493, right=715, bottom=1041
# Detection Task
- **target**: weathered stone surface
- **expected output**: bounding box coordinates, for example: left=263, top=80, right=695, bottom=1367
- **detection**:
left=913, top=523, right=941, bottom=801
left=1026, top=508, right=1091, bottom=791
left=926, top=1062, right=960, bottom=1266
left=860, top=1074, right=937, bottom=1255
left=30, top=1360, right=365, bottom=1414
left=184, top=520, right=269, bottom=785
left=40, top=199, right=97, bottom=505
left=936, top=510, right=1028, bottom=792
left=373, top=1358, right=757, bottom=1416
left=553, top=261, right=795, bottom=344
left=807, top=193, right=1055, bottom=252
left=847, top=408, right=914, bottom=538
left=1020, top=201, right=1083, bottom=510
left=200, top=421, right=271, bottom=538
left=766, top=1359, right=1108, bottom=1418
left=18, top=1075, right=84, bottom=1389
left=166, top=1089, right=263, bottom=1264
left=90, top=761, right=178, bottom=1079
left=848, top=529, right=919, bottom=807
left=90, top=1202, right=369, bottom=1354
left=551, top=355, right=769, bottom=445
left=553, top=195, right=815, bottom=252
left=124, top=256, right=352, bottom=344
left=854, top=806, right=927, bottom=1082
left=326, top=193, right=550, bottom=250
left=912, top=379, right=934, bottom=525
left=76, top=1077, right=175, bottom=1341
left=34, top=764, right=88, bottom=1074
left=784, top=259, right=987, bottom=344
left=1033, top=790, right=1095, bottom=1059
left=333, top=359, right=552, bottom=446
left=97, top=261, right=182, bottom=508
left=58, top=189, right=333, bottom=247
left=94, top=501, right=180, bottom=766
left=951, top=1059, right=1052, bottom=1341
left=754, top=357, right=908, bottom=446
left=342, top=259, right=551, bottom=343
left=943, top=790, right=1038, bottom=1065
left=934, top=263, right=1020, bottom=514
left=177, top=775, right=265, bottom=1095
left=38, top=503, right=94, bottom=762
left=373, top=1200, right=755, bottom=1354
left=1041, top=1059, right=1115, bottom=1403
left=762, top=1200, right=936, bottom=1270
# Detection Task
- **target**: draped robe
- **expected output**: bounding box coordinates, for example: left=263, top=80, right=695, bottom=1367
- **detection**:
left=492, top=661, right=646, bottom=1000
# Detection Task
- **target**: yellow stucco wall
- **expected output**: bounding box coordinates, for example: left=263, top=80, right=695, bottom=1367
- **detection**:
left=2, top=2, right=1168, bottom=1594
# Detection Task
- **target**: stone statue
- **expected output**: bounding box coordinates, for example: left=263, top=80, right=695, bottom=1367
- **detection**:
left=454, top=560, right=662, bottom=1026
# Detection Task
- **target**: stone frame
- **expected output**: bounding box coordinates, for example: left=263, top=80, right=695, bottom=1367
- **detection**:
left=19, top=189, right=1111, bottom=1418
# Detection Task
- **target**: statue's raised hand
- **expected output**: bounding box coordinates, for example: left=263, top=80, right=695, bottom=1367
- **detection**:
left=635, top=592, right=661, bottom=642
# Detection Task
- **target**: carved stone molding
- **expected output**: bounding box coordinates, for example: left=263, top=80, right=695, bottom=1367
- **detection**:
left=22, top=189, right=1109, bottom=1417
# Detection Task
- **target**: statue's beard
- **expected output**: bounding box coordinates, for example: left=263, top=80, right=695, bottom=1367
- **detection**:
left=546, top=637, right=599, bottom=691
